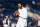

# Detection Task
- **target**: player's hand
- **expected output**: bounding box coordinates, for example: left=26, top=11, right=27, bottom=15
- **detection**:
left=14, top=11, right=17, bottom=16
left=16, top=11, right=19, bottom=15
left=14, top=11, right=19, bottom=16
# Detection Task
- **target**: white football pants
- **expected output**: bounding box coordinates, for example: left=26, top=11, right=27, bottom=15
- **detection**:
left=16, top=17, right=27, bottom=27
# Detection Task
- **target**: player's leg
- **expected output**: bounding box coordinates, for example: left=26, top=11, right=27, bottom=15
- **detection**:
left=16, top=18, right=21, bottom=27
left=20, top=18, right=26, bottom=27
left=16, top=17, right=27, bottom=27
left=25, top=20, right=27, bottom=27
left=16, top=22, right=20, bottom=27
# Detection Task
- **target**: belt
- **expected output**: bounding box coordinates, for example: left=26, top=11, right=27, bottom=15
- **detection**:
left=19, top=16, right=27, bottom=19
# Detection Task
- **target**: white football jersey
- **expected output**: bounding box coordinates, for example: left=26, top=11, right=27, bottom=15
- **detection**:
left=18, top=8, right=28, bottom=18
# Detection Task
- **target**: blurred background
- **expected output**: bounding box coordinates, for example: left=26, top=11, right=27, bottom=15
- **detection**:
left=0, top=0, right=40, bottom=27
